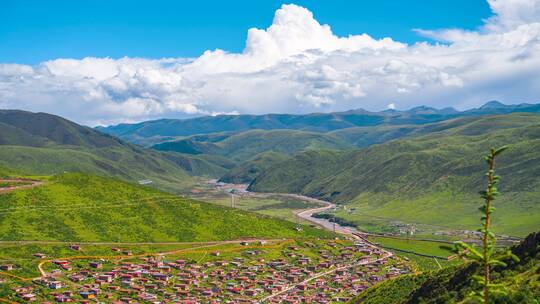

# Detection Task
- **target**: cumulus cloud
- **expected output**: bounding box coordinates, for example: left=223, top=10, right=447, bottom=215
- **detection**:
left=1, top=1, right=540, bottom=125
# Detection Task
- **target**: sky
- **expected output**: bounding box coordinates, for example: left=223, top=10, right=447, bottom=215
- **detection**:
left=1, top=1, right=492, bottom=64
left=0, top=0, right=539, bottom=126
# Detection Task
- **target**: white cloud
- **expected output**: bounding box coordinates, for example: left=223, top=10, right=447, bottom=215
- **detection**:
left=1, top=1, right=540, bottom=126
left=485, top=0, right=540, bottom=31
left=387, top=103, right=396, bottom=110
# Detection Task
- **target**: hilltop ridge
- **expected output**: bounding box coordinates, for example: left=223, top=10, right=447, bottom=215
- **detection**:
left=96, top=101, right=540, bottom=145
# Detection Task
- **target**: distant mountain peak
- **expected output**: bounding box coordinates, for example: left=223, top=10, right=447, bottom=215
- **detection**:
left=480, top=100, right=507, bottom=109
left=406, top=105, right=459, bottom=115
left=410, top=105, right=435, bottom=111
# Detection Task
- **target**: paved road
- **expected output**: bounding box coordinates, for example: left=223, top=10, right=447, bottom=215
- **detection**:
left=261, top=192, right=366, bottom=237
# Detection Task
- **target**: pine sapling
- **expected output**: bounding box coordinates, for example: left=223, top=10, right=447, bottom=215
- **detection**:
left=454, top=146, right=519, bottom=303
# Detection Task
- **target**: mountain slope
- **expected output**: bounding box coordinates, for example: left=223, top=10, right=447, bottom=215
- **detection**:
left=0, top=173, right=331, bottom=242
left=0, top=110, right=222, bottom=192
left=153, top=129, right=354, bottom=162
left=218, top=152, right=290, bottom=184
left=97, top=101, right=540, bottom=145
left=351, top=231, right=540, bottom=304
left=328, top=115, right=485, bottom=148
left=0, top=110, right=122, bottom=148
left=249, top=113, right=540, bottom=236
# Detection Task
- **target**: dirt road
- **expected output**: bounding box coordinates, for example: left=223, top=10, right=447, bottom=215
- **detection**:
left=0, top=179, right=44, bottom=194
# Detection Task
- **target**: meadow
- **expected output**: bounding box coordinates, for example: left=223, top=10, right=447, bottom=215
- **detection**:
left=0, top=173, right=333, bottom=243
left=197, top=192, right=325, bottom=223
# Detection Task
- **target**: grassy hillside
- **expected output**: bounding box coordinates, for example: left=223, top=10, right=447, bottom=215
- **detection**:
left=0, top=145, right=196, bottom=193
left=219, top=152, right=290, bottom=183
left=350, top=232, right=540, bottom=304
left=0, top=110, right=235, bottom=192
left=329, top=116, right=484, bottom=148
left=0, top=110, right=122, bottom=148
left=161, top=152, right=236, bottom=178
left=154, top=129, right=354, bottom=162
left=249, top=114, right=540, bottom=236
left=0, top=173, right=332, bottom=242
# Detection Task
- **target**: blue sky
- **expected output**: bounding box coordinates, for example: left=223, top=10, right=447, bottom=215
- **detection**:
left=0, top=0, right=539, bottom=125
left=1, top=0, right=492, bottom=64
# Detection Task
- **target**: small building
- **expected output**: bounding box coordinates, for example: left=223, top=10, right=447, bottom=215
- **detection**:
left=21, top=294, right=36, bottom=301
left=69, top=244, right=81, bottom=251
left=80, top=291, right=95, bottom=299
left=48, top=281, right=63, bottom=289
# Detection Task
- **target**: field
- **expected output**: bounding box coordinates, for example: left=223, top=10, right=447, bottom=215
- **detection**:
left=332, top=189, right=540, bottom=237
left=195, top=191, right=324, bottom=224
left=368, top=236, right=454, bottom=258
left=367, top=236, right=458, bottom=272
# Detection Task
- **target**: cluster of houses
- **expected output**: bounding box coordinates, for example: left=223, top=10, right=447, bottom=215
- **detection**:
left=5, top=241, right=409, bottom=303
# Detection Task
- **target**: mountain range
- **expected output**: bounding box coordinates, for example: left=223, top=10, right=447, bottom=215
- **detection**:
left=97, top=101, right=540, bottom=146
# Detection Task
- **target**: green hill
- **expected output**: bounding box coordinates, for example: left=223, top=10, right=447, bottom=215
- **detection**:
left=249, top=114, right=540, bottom=236
left=97, top=102, right=540, bottom=145
left=0, top=110, right=122, bottom=148
left=328, top=116, right=484, bottom=148
left=0, top=173, right=331, bottom=242
left=161, top=152, right=236, bottom=178
left=350, top=231, right=540, bottom=304
left=153, top=129, right=354, bottom=162
left=0, top=110, right=232, bottom=192
left=218, top=152, right=290, bottom=184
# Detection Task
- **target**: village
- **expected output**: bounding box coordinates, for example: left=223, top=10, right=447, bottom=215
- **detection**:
left=4, top=239, right=410, bottom=303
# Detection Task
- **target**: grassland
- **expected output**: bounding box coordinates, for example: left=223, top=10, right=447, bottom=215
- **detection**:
left=197, top=192, right=325, bottom=223
left=334, top=190, right=540, bottom=237
left=250, top=114, right=540, bottom=237
left=0, top=173, right=333, bottom=243
left=367, top=236, right=458, bottom=272
left=368, top=236, right=454, bottom=258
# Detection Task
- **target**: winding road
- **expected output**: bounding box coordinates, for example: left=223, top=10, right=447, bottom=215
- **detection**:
left=252, top=193, right=393, bottom=303
left=254, top=192, right=365, bottom=237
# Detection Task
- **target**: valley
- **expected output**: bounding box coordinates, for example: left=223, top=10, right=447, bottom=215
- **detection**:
left=3, top=1, right=540, bottom=302
left=0, top=105, right=539, bottom=303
